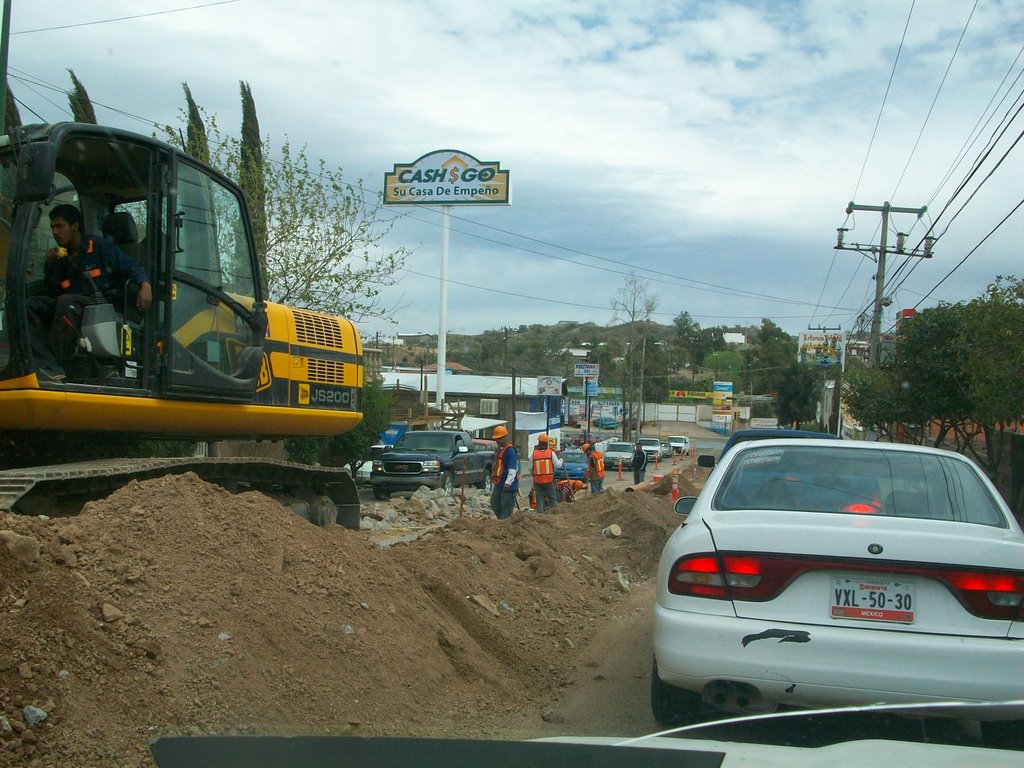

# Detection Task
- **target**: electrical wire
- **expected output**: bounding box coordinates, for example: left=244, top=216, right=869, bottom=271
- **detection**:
left=889, top=0, right=977, bottom=201
left=848, top=0, right=915, bottom=203
left=10, top=1, right=241, bottom=35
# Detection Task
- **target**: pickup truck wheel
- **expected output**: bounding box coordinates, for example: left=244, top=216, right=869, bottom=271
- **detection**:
left=372, top=489, right=389, bottom=500
left=477, top=472, right=493, bottom=492
left=440, top=471, right=455, bottom=496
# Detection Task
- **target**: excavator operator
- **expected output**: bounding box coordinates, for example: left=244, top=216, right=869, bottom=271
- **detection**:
left=27, top=203, right=152, bottom=382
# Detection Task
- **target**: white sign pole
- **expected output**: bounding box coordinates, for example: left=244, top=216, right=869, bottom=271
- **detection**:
left=436, top=204, right=450, bottom=408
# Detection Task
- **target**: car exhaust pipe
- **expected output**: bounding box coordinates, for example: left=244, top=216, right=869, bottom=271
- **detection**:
left=702, top=681, right=772, bottom=714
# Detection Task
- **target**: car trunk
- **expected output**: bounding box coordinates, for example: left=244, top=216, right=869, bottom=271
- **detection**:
left=703, top=510, right=1023, bottom=638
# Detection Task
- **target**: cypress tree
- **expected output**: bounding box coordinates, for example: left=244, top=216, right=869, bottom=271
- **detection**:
left=239, top=80, right=267, bottom=288
left=182, top=83, right=210, bottom=164
left=67, top=69, right=98, bottom=124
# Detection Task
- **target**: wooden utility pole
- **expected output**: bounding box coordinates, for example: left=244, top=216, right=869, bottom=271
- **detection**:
left=836, top=201, right=930, bottom=366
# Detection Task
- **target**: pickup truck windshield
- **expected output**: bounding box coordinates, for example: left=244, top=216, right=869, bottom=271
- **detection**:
left=394, top=433, right=456, bottom=452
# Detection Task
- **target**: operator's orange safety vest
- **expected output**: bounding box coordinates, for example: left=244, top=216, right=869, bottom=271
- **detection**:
left=532, top=448, right=554, bottom=484
left=493, top=445, right=509, bottom=484
left=593, top=451, right=605, bottom=478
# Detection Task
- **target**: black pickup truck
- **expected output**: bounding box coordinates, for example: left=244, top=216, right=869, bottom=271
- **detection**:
left=369, top=430, right=496, bottom=499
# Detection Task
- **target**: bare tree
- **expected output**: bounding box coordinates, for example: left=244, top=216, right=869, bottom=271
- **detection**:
left=610, top=274, right=659, bottom=439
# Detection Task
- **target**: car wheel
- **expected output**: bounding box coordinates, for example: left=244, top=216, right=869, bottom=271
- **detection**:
left=441, top=471, right=455, bottom=496
left=478, top=471, right=493, bottom=492
left=981, top=720, right=1024, bottom=750
left=372, top=489, right=389, bottom=500
left=650, top=657, right=703, bottom=726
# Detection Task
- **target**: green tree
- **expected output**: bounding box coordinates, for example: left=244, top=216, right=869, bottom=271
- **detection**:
left=750, top=319, right=796, bottom=396
left=165, top=103, right=408, bottom=321
left=67, top=69, right=97, bottom=123
left=776, top=362, right=818, bottom=427
left=325, top=381, right=394, bottom=474
left=182, top=83, right=210, bottom=165
left=239, top=80, right=267, bottom=289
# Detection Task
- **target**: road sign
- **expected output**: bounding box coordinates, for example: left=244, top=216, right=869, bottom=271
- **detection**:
left=574, top=363, right=600, bottom=378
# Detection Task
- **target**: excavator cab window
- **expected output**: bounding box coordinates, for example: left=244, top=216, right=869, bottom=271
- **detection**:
left=164, top=161, right=262, bottom=401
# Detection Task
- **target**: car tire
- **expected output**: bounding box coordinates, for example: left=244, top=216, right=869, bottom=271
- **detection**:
left=441, top=471, right=455, bottom=496
left=650, top=657, right=703, bottom=726
left=477, top=471, right=493, bottom=493
left=372, top=489, right=389, bottom=500
left=981, top=720, right=1024, bottom=750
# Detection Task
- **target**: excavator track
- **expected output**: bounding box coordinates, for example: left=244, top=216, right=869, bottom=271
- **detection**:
left=0, top=457, right=361, bottom=528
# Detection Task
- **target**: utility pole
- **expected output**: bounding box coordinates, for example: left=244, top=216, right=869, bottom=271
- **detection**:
left=836, top=201, right=931, bottom=366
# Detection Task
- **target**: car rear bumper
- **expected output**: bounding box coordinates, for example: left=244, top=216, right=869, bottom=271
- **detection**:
left=653, top=604, right=1024, bottom=717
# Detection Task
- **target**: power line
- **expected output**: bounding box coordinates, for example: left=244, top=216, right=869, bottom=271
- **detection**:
left=889, top=0, right=977, bottom=201
left=848, top=0, right=915, bottom=203
left=11, top=1, right=240, bottom=35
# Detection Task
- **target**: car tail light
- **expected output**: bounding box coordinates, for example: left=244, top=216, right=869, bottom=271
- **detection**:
left=668, top=551, right=1024, bottom=618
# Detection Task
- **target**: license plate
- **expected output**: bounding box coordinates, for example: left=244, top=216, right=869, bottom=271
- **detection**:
left=830, top=576, right=915, bottom=623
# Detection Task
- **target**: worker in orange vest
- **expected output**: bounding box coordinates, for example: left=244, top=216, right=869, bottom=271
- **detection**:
left=530, top=433, right=562, bottom=514
left=586, top=443, right=605, bottom=493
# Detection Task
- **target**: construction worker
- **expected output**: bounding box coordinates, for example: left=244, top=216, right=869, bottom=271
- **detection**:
left=489, top=425, right=518, bottom=520
left=586, top=443, right=605, bottom=493
left=530, top=433, right=562, bottom=514
left=556, top=478, right=584, bottom=502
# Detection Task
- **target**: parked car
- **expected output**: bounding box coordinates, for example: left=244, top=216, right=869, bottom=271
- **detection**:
left=557, top=448, right=588, bottom=480
left=592, top=415, right=619, bottom=430
left=652, top=437, right=1024, bottom=743
left=667, top=435, right=691, bottom=455
left=602, top=441, right=634, bottom=470
left=371, top=430, right=494, bottom=499
left=637, top=437, right=663, bottom=461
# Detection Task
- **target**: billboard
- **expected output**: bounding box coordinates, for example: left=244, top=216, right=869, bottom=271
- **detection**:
left=798, top=332, right=846, bottom=366
left=383, top=150, right=510, bottom=205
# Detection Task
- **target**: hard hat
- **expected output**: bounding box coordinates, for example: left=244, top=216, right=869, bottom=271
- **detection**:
left=572, top=480, right=583, bottom=490
left=537, top=434, right=549, bottom=443
left=581, top=443, right=590, bottom=451
left=492, top=425, right=509, bottom=439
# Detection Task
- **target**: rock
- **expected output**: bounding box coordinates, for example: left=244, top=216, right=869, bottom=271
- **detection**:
left=541, top=706, right=564, bottom=724
left=135, top=639, right=164, bottom=661
left=616, top=572, right=631, bottom=593
left=528, top=557, right=557, bottom=577
left=514, top=543, right=543, bottom=561
left=0, top=530, right=40, bottom=564
left=468, top=594, right=499, bottom=616
left=217, top=632, right=233, bottom=642
left=498, top=600, right=515, bottom=613
left=22, top=706, right=47, bottom=726
left=342, top=625, right=355, bottom=635
left=101, top=603, right=125, bottom=622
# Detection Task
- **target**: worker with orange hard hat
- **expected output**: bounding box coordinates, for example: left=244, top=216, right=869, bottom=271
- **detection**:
left=489, top=425, right=518, bottom=520
left=530, top=433, right=562, bottom=514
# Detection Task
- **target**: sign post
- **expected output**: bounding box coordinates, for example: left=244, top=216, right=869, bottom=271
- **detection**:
left=384, top=151, right=510, bottom=410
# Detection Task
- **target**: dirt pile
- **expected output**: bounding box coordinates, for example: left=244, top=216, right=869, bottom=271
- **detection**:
left=0, top=473, right=688, bottom=766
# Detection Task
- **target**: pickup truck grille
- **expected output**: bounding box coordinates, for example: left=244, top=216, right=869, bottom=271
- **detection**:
left=382, top=461, right=424, bottom=474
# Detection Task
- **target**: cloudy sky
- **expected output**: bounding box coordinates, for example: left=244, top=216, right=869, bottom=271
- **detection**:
left=8, top=1, right=1023, bottom=344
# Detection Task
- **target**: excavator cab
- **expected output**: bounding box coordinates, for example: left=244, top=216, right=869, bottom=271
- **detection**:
left=0, top=124, right=266, bottom=406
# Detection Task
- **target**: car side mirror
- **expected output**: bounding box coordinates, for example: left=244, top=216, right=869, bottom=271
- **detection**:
left=673, top=496, right=697, bottom=520
left=457, top=445, right=468, bottom=453
left=697, top=454, right=716, bottom=468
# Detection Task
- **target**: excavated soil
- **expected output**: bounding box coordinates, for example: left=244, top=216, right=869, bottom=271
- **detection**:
left=0, top=469, right=702, bottom=766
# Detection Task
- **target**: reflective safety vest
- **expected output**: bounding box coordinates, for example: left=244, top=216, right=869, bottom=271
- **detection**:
left=493, top=445, right=509, bottom=484
left=532, top=448, right=554, bottom=484
left=593, top=451, right=605, bottom=478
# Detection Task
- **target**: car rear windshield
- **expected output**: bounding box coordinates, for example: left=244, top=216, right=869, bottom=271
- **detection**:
left=638, top=439, right=659, bottom=447
left=608, top=443, right=632, bottom=452
left=712, top=445, right=1007, bottom=528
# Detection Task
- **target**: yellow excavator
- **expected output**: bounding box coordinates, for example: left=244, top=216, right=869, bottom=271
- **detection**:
left=0, top=122, right=364, bottom=526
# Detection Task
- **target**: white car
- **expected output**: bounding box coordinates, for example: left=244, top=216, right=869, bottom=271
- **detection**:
left=652, top=438, right=1024, bottom=746
left=636, top=437, right=663, bottom=461
left=667, top=435, right=691, bottom=455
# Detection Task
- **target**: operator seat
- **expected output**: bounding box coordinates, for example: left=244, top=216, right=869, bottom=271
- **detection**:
left=101, top=211, right=140, bottom=261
